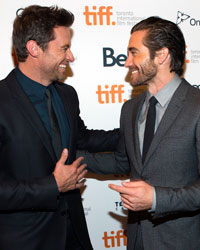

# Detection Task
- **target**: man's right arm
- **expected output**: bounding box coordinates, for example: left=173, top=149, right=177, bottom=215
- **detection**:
left=0, top=149, right=87, bottom=212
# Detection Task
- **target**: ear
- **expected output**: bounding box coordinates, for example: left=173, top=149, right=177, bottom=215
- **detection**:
left=155, top=47, right=169, bottom=65
left=26, top=40, right=39, bottom=57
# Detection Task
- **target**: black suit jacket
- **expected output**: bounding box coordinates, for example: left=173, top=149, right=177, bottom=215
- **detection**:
left=0, top=69, right=119, bottom=250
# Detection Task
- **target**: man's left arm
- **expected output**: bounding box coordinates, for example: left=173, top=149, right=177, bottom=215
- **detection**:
left=109, top=116, right=200, bottom=217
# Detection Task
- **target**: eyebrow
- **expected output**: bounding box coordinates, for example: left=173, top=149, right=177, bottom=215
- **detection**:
left=128, top=47, right=139, bottom=53
left=61, top=44, right=70, bottom=49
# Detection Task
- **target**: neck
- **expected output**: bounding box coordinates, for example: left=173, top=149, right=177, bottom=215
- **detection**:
left=18, top=62, right=51, bottom=87
left=147, top=71, right=176, bottom=95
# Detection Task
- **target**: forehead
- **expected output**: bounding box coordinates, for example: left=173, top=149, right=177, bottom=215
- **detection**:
left=128, top=30, right=147, bottom=49
left=53, top=26, right=71, bottom=39
left=50, top=26, right=71, bottom=46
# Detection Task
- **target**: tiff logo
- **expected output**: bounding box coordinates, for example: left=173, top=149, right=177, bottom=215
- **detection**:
left=102, top=230, right=127, bottom=248
left=83, top=6, right=116, bottom=26
left=96, top=85, right=126, bottom=104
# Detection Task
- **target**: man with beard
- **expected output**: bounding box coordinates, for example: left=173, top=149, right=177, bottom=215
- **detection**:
left=82, top=16, right=200, bottom=250
left=0, top=5, right=119, bottom=250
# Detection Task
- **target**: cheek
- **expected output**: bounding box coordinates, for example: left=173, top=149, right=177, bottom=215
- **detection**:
left=59, top=53, right=66, bottom=62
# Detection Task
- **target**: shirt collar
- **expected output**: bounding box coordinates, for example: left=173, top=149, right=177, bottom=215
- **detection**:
left=147, top=74, right=182, bottom=107
left=15, top=67, right=50, bottom=100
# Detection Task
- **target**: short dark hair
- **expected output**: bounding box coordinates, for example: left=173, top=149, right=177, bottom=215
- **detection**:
left=131, top=16, right=186, bottom=76
left=12, top=5, right=74, bottom=62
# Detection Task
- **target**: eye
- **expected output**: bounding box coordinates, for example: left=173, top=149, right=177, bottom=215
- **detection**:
left=131, top=51, right=136, bottom=56
left=63, top=45, right=70, bottom=52
left=128, top=49, right=137, bottom=57
left=131, top=50, right=138, bottom=56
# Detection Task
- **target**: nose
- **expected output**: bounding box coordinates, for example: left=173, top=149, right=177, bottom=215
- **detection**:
left=124, top=54, right=132, bottom=68
left=66, top=48, right=74, bottom=62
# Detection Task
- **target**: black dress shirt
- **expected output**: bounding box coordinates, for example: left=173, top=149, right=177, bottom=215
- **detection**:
left=14, top=67, right=70, bottom=152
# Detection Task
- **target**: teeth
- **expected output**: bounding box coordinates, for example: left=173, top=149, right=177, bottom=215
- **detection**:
left=59, top=65, right=66, bottom=69
left=132, top=70, right=138, bottom=75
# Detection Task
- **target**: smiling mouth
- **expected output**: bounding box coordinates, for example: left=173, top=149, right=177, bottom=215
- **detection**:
left=131, top=70, right=138, bottom=75
left=59, top=64, right=67, bottom=69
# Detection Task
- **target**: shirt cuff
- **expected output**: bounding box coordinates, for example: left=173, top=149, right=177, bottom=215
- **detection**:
left=149, top=186, right=156, bottom=212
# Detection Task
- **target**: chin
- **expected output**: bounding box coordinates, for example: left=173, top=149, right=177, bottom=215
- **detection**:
left=130, top=81, right=144, bottom=87
left=57, top=74, right=66, bottom=81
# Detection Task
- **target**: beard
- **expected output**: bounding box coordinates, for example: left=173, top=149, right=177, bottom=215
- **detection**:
left=41, top=64, right=67, bottom=83
left=130, top=58, right=157, bottom=87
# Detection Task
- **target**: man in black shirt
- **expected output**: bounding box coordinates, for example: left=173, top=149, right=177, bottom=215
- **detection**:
left=0, top=5, right=119, bottom=250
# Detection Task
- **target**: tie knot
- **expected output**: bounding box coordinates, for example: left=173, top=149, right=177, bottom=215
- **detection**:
left=149, top=96, right=158, bottom=106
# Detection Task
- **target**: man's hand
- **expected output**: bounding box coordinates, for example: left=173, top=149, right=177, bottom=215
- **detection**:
left=109, top=180, right=153, bottom=211
left=53, top=148, right=87, bottom=192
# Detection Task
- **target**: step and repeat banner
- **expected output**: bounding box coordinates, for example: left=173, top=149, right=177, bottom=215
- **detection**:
left=1, top=0, right=200, bottom=249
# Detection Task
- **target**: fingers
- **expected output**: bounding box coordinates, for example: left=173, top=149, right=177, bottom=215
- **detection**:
left=122, top=180, right=143, bottom=187
left=76, top=164, right=87, bottom=187
left=108, top=183, right=128, bottom=194
left=109, top=181, right=154, bottom=211
left=58, top=148, right=68, bottom=165
left=109, top=181, right=145, bottom=194
left=53, top=153, right=88, bottom=192
left=122, top=181, right=133, bottom=187
left=109, top=184, right=135, bottom=210
left=77, top=163, right=87, bottom=174
left=72, top=156, right=84, bottom=168
left=77, top=167, right=87, bottom=180
left=76, top=178, right=86, bottom=189
left=121, top=194, right=132, bottom=205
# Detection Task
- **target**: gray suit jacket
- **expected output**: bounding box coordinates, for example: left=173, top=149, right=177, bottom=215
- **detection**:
left=82, top=79, right=200, bottom=250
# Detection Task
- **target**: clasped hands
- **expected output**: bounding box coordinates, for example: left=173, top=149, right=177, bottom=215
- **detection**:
left=109, top=180, right=154, bottom=211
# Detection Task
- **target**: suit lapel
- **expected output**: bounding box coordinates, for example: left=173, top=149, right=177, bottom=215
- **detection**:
left=143, top=79, right=189, bottom=165
left=6, top=71, right=57, bottom=163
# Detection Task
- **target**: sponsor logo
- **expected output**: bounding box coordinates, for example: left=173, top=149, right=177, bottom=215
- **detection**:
left=96, top=84, right=126, bottom=104
left=115, top=201, right=123, bottom=211
left=102, top=230, right=127, bottom=248
left=103, top=48, right=127, bottom=67
left=176, top=11, right=190, bottom=25
left=176, top=11, right=200, bottom=26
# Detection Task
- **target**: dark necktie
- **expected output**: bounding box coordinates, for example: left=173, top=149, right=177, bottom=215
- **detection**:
left=142, top=96, right=158, bottom=163
left=46, top=88, right=62, bottom=159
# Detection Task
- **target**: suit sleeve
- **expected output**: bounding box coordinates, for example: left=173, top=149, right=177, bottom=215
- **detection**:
left=77, top=106, right=130, bottom=175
